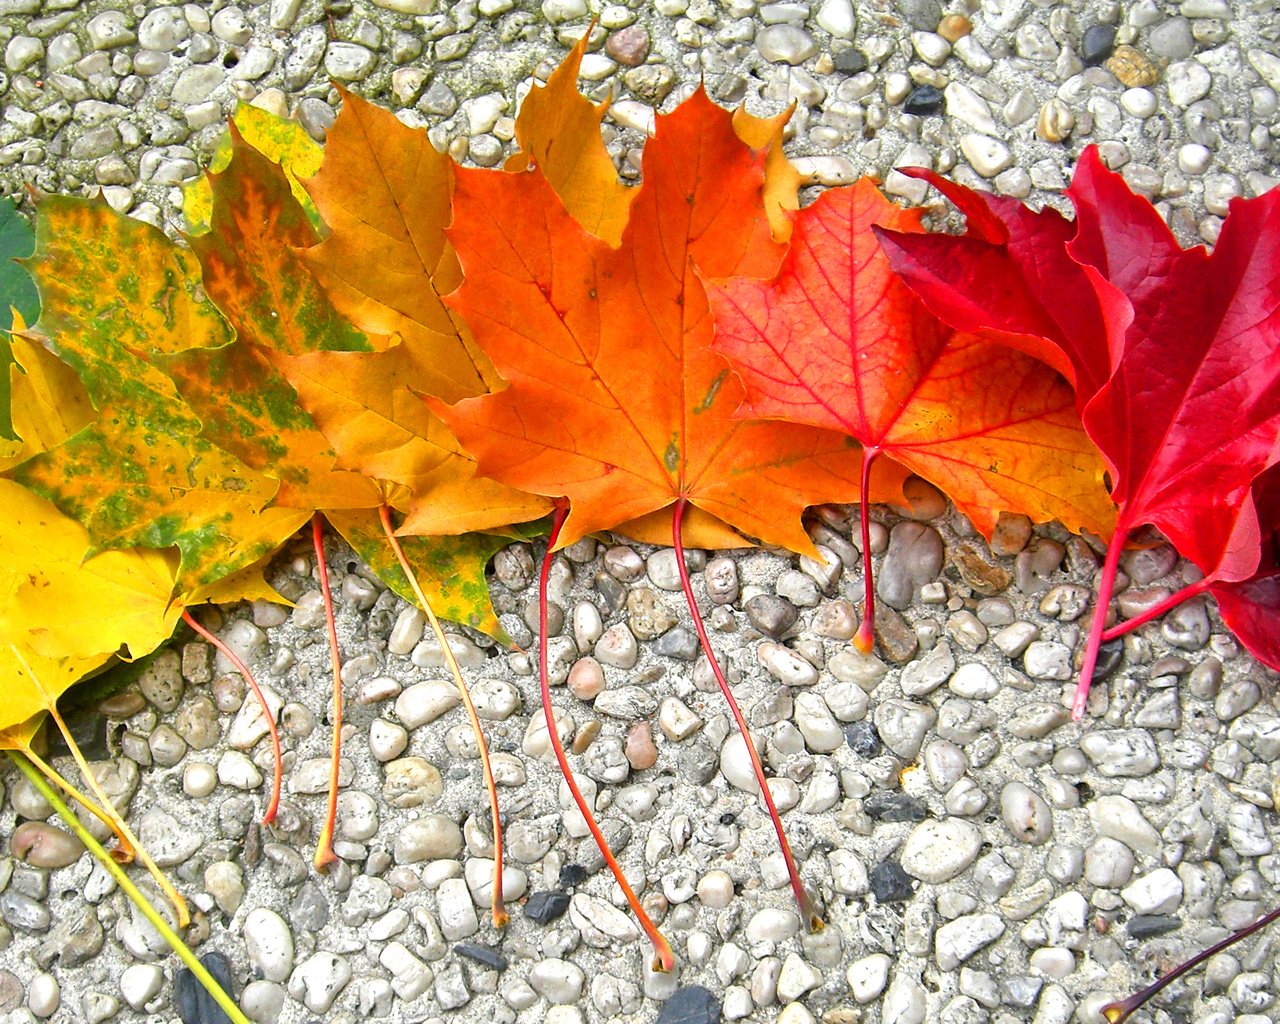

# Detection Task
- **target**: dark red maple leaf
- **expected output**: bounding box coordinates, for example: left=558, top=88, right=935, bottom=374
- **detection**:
left=878, top=147, right=1280, bottom=717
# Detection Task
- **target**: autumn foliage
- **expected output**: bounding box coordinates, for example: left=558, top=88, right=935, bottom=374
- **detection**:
left=3, top=34, right=1280, bottom=996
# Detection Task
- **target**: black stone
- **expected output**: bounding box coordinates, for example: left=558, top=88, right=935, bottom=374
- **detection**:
left=455, top=943, right=509, bottom=971
left=1091, top=639, right=1124, bottom=682
left=1128, top=914, right=1182, bottom=939
left=845, top=720, right=882, bottom=758
left=557, top=863, right=589, bottom=889
left=175, top=952, right=236, bottom=1024
left=523, top=891, right=570, bottom=925
left=654, top=985, right=721, bottom=1024
left=864, top=791, right=928, bottom=822
left=834, top=48, right=868, bottom=74
left=1081, top=23, right=1117, bottom=66
left=869, top=860, right=915, bottom=903
left=903, top=85, right=944, bottom=116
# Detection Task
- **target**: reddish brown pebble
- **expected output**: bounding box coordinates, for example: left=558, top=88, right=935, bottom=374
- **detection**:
left=572, top=719, right=601, bottom=754
left=625, top=720, right=659, bottom=770
left=98, top=691, right=146, bottom=717
left=936, top=14, right=972, bottom=43
left=12, top=821, right=85, bottom=868
left=567, top=656, right=606, bottom=701
left=605, top=25, right=650, bottom=66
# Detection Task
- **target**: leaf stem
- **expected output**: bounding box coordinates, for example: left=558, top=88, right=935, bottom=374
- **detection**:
left=378, top=504, right=508, bottom=927
left=1101, top=902, right=1280, bottom=1023
left=17, top=741, right=133, bottom=859
left=539, top=503, right=675, bottom=972
left=1074, top=525, right=1128, bottom=720
left=311, top=513, right=343, bottom=873
left=1100, top=578, right=1212, bottom=643
left=11, top=646, right=190, bottom=927
left=182, top=609, right=281, bottom=825
left=673, top=497, right=823, bottom=933
left=6, top=750, right=252, bottom=1024
left=854, top=448, right=879, bottom=654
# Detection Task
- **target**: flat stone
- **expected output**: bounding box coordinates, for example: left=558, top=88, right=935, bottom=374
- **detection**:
left=756, top=24, right=817, bottom=64
left=901, top=819, right=982, bottom=883
left=935, top=914, right=1005, bottom=971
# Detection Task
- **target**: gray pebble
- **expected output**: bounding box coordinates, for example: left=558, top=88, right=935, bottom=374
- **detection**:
left=1001, top=781, right=1053, bottom=844
left=1080, top=730, right=1160, bottom=776
left=878, top=522, right=944, bottom=610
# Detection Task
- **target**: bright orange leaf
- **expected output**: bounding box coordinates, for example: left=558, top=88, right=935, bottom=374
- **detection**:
left=706, top=182, right=1114, bottom=648
left=706, top=181, right=1115, bottom=541
left=436, top=88, right=906, bottom=556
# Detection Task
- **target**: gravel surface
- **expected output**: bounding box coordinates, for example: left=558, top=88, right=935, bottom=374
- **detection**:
left=1, top=2, right=1279, bottom=1024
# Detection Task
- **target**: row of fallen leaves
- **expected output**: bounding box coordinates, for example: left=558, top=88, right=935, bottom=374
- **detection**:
left=2, top=34, right=1279, bottom=1014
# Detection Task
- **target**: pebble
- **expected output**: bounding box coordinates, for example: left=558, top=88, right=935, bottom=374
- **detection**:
left=1080, top=730, right=1160, bottom=776
left=901, top=818, right=982, bottom=882
left=878, top=523, right=944, bottom=609
left=28, top=973, right=59, bottom=1018
left=882, top=972, right=927, bottom=1024
left=11, top=821, right=84, bottom=868
left=756, top=24, right=817, bottom=64
left=244, top=907, right=294, bottom=982
left=530, top=959, right=586, bottom=1003
left=1121, top=867, right=1184, bottom=915
left=324, top=41, right=376, bottom=81
left=393, top=815, right=463, bottom=863
left=1084, top=838, right=1135, bottom=888
left=873, top=699, right=936, bottom=759
left=960, top=134, right=1013, bottom=177
left=935, top=913, right=1005, bottom=970
left=1001, top=782, right=1054, bottom=844
left=655, top=986, right=720, bottom=1024
left=524, top=891, right=570, bottom=925
left=395, top=680, right=460, bottom=728
left=288, top=952, right=351, bottom=1014
left=120, top=964, right=163, bottom=1010
left=869, top=860, right=915, bottom=903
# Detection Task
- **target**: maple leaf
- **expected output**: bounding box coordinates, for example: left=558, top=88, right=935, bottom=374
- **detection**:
left=274, top=89, right=549, bottom=533
left=0, top=196, right=39, bottom=443
left=437, top=86, right=908, bottom=964
left=6, top=195, right=307, bottom=593
left=881, top=147, right=1280, bottom=716
left=300, top=87, right=494, bottom=404
left=504, top=29, right=637, bottom=247
left=873, top=161, right=1120, bottom=407
left=707, top=181, right=1115, bottom=648
left=436, top=88, right=904, bottom=556
left=0, top=479, right=180, bottom=662
left=0, top=320, right=94, bottom=473
left=182, top=102, right=324, bottom=236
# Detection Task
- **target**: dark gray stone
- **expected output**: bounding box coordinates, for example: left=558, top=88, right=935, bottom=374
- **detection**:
left=869, top=860, right=915, bottom=903
left=523, top=891, right=570, bottom=925
left=175, top=951, right=236, bottom=1024
left=655, top=986, right=721, bottom=1024
left=454, top=943, right=508, bottom=971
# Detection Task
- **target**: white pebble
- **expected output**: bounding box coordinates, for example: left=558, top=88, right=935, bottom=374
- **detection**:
left=217, top=750, right=263, bottom=790
left=935, top=913, right=1005, bottom=970
left=1120, top=87, right=1157, bottom=117
left=394, top=680, right=461, bottom=728
left=369, top=719, right=408, bottom=762
left=960, top=134, right=1013, bottom=177
left=245, top=907, right=295, bottom=982
left=120, top=963, right=163, bottom=1010
left=847, top=953, right=891, bottom=1003
left=882, top=972, right=926, bottom=1024
left=901, top=818, right=982, bottom=882
left=29, top=973, right=60, bottom=1017
left=183, top=761, right=217, bottom=798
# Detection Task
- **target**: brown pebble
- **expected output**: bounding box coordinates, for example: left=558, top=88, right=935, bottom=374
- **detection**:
left=572, top=719, right=601, bottom=754
left=11, top=820, right=85, bottom=868
left=936, top=14, right=972, bottom=43
left=1106, top=45, right=1157, bottom=87
left=624, top=721, right=659, bottom=771
left=950, top=544, right=1013, bottom=596
left=1036, top=98, right=1075, bottom=143
left=97, top=691, right=146, bottom=717
left=605, top=24, right=650, bottom=66
left=567, top=656, right=606, bottom=701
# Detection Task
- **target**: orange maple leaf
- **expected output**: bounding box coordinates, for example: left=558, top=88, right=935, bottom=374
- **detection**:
left=705, top=181, right=1115, bottom=647
left=435, top=88, right=906, bottom=556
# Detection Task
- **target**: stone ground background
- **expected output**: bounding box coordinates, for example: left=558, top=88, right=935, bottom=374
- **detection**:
left=0, top=1, right=1279, bottom=1023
